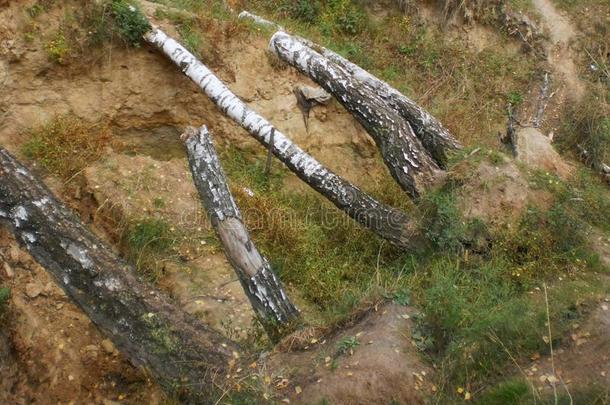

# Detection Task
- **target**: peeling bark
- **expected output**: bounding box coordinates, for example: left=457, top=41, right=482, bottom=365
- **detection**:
left=238, top=12, right=461, bottom=166
left=144, top=28, right=424, bottom=251
left=287, top=34, right=461, bottom=167
left=269, top=31, right=441, bottom=198
left=183, top=126, right=299, bottom=332
left=0, top=148, right=240, bottom=403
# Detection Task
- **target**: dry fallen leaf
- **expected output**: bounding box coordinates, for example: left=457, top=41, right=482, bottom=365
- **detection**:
left=465, top=392, right=472, bottom=400
left=295, top=386, right=302, bottom=395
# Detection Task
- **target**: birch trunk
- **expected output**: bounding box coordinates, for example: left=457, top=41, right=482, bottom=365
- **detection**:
left=288, top=34, right=461, bottom=167
left=183, top=126, right=299, bottom=333
left=0, top=148, right=240, bottom=403
left=238, top=12, right=460, bottom=166
left=144, top=28, right=424, bottom=251
left=270, top=31, right=440, bottom=199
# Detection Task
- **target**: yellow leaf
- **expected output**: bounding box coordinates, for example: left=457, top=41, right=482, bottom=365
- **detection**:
left=457, top=387, right=464, bottom=394
left=465, top=392, right=472, bottom=400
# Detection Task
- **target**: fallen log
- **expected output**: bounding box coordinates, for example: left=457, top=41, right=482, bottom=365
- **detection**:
left=283, top=34, right=461, bottom=167
left=237, top=12, right=460, bottom=166
left=144, top=28, right=424, bottom=251
left=269, top=31, right=440, bottom=198
left=0, top=148, right=240, bottom=403
left=183, top=126, right=299, bottom=334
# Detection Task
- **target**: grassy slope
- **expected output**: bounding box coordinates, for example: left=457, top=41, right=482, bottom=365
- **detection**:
left=17, top=0, right=610, bottom=403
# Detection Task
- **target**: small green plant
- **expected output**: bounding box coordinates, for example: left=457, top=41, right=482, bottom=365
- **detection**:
left=280, top=0, right=321, bottom=23
left=507, top=90, right=524, bottom=106
left=557, top=88, right=609, bottom=174
left=122, top=218, right=176, bottom=281
left=419, top=188, right=466, bottom=252
left=336, top=335, right=359, bottom=355
left=127, top=218, right=173, bottom=252
left=478, top=378, right=533, bottom=405
left=27, top=0, right=55, bottom=18
left=390, top=288, right=410, bottom=306
left=0, top=287, right=10, bottom=310
left=153, top=197, right=166, bottom=208
left=111, top=0, right=151, bottom=47
left=46, top=31, right=71, bottom=63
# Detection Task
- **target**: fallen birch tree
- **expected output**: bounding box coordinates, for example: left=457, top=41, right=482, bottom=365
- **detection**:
left=237, top=12, right=461, bottom=167
left=0, top=148, right=241, bottom=403
left=183, top=126, right=299, bottom=334
left=144, top=27, right=424, bottom=251
left=291, top=33, right=462, bottom=167
left=269, top=31, right=440, bottom=198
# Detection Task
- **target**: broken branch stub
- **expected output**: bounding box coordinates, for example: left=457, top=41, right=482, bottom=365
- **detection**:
left=0, top=148, right=240, bottom=403
left=183, top=126, right=299, bottom=332
left=289, top=33, right=462, bottom=167
left=270, top=31, right=441, bottom=199
left=144, top=28, right=424, bottom=251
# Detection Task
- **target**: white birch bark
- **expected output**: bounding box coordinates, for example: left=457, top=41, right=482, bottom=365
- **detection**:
left=144, top=28, right=424, bottom=250
left=292, top=33, right=461, bottom=165
left=270, top=31, right=441, bottom=198
left=183, top=126, right=299, bottom=330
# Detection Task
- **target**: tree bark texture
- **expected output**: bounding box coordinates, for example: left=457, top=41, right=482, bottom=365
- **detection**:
left=144, top=28, right=424, bottom=251
left=270, top=31, right=441, bottom=199
left=286, top=33, right=462, bottom=167
left=183, top=126, right=299, bottom=329
left=0, top=148, right=240, bottom=404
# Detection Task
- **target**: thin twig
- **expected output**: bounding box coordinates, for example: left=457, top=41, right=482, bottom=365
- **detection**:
left=543, top=283, right=558, bottom=405
left=488, top=329, right=540, bottom=403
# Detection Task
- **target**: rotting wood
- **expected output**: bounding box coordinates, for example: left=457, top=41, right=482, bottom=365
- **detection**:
left=0, top=148, right=241, bottom=403
left=182, top=126, right=299, bottom=334
left=270, top=31, right=441, bottom=198
left=144, top=27, right=425, bottom=251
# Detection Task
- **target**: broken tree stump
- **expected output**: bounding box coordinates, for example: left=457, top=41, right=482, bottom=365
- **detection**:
left=270, top=31, right=441, bottom=199
left=183, top=126, right=299, bottom=334
left=0, top=148, right=240, bottom=403
left=144, top=27, right=424, bottom=251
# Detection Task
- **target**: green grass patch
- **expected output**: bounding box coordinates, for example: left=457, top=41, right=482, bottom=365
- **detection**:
left=122, top=218, right=177, bottom=281
left=0, top=287, right=10, bottom=311
left=557, top=87, right=609, bottom=175
left=22, top=115, right=112, bottom=179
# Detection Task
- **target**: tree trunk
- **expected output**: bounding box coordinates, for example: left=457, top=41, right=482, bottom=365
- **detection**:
left=269, top=31, right=441, bottom=199
left=144, top=28, right=424, bottom=251
left=0, top=148, right=241, bottom=403
left=183, top=126, right=299, bottom=334
left=287, top=33, right=461, bottom=167
left=237, top=12, right=461, bottom=166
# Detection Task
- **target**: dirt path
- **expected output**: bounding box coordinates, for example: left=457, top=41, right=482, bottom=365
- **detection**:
left=532, top=0, right=585, bottom=101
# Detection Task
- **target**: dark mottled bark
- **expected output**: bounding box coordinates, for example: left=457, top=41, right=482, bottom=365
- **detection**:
left=0, top=148, right=240, bottom=404
left=270, top=31, right=441, bottom=199
left=145, top=28, right=425, bottom=251
left=183, top=126, right=299, bottom=331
